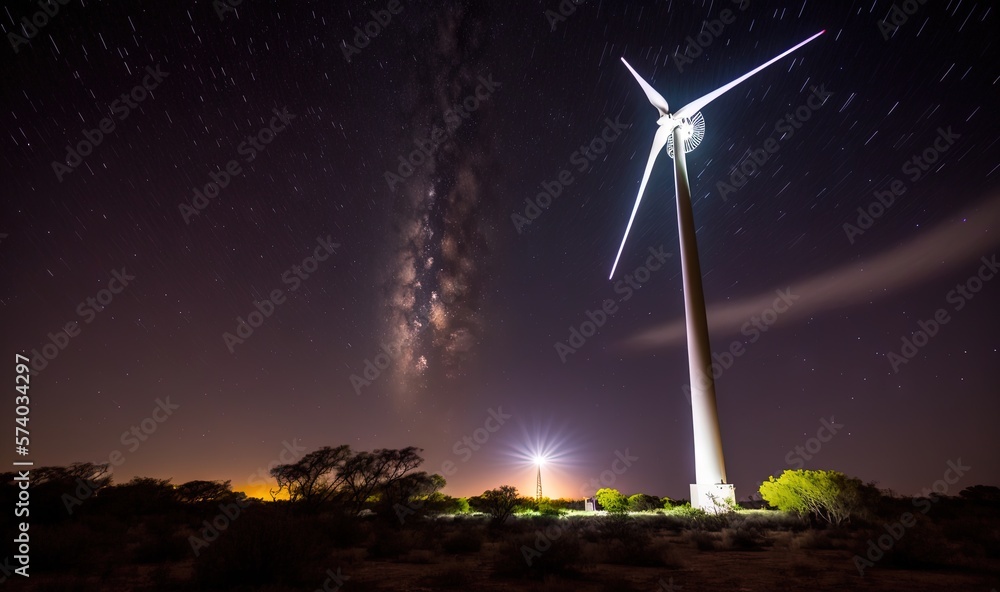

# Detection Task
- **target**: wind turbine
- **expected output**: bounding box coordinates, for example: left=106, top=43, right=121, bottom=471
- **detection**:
left=610, top=30, right=825, bottom=510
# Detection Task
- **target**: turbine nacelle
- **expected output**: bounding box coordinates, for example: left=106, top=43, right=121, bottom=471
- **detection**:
left=660, top=112, right=706, bottom=158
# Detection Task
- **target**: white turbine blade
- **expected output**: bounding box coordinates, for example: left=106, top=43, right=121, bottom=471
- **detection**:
left=621, top=58, right=670, bottom=116
left=674, top=30, right=825, bottom=120
left=609, top=125, right=672, bottom=279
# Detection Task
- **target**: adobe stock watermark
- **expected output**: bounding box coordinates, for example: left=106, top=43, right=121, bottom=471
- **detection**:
left=578, top=449, right=639, bottom=499
left=62, top=397, right=180, bottom=514
left=451, top=407, right=511, bottom=465
left=511, top=116, right=629, bottom=234
left=341, top=0, right=403, bottom=62
left=28, top=267, right=136, bottom=376
left=213, top=0, right=242, bottom=21
left=521, top=519, right=569, bottom=566
left=180, top=107, right=297, bottom=223
left=878, top=0, right=929, bottom=40
left=717, top=84, right=832, bottom=201
left=51, top=65, right=169, bottom=182
left=757, top=415, right=844, bottom=508
left=349, top=312, right=431, bottom=395
left=245, top=439, right=308, bottom=497
left=673, top=0, right=750, bottom=73
left=0, top=554, right=26, bottom=582
left=223, top=236, right=339, bottom=353
left=395, top=407, right=511, bottom=523
left=544, top=0, right=590, bottom=32
left=312, top=566, right=350, bottom=592
left=349, top=342, right=402, bottom=395
left=188, top=497, right=252, bottom=556
left=191, top=439, right=306, bottom=554
left=843, top=126, right=960, bottom=244
left=853, top=458, right=970, bottom=576
left=555, top=246, right=670, bottom=362
left=784, top=417, right=844, bottom=469
left=521, top=447, right=638, bottom=566
left=8, top=0, right=74, bottom=54
left=384, top=74, right=501, bottom=191
left=887, top=254, right=997, bottom=373
left=683, top=288, right=799, bottom=403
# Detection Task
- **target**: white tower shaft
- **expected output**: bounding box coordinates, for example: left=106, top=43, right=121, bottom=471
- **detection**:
left=672, top=126, right=734, bottom=510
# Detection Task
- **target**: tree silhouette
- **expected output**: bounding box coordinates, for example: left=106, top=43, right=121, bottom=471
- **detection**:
left=471, top=485, right=520, bottom=525
left=270, top=445, right=439, bottom=516
left=270, top=445, right=353, bottom=506
left=177, top=479, right=234, bottom=504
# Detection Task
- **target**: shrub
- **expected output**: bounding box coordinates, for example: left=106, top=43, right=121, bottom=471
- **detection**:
left=881, top=523, right=958, bottom=569
left=627, top=493, right=661, bottom=512
left=29, top=523, right=97, bottom=573
left=588, top=525, right=679, bottom=566
left=367, top=529, right=410, bottom=559
left=470, top=485, right=520, bottom=526
left=421, top=565, right=476, bottom=588
left=549, top=497, right=583, bottom=511
left=538, top=501, right=565, bottom=516
left=759, top=469, right=876, bottom=526
left=442, top=528, right=484, bottom=554
left=494, top=528, right=583, bottom=579
left=686, top=530, right=718, bottom=551
left=721, top=522, right=767, bottom=550
left=664, top=502, right=704, bottom=518
left=131, top=517, right=190, bottom=563
left=192, top=511, right=322, bottom=588
left=790, top=529, right=836, bottom=550
left=595, top=488, right=629, bottom=514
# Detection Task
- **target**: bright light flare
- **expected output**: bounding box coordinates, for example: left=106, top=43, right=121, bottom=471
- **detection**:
left=500, top=418, right=587, bottom=500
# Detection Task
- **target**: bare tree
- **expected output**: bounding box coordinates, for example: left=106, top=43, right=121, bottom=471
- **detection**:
left=177, top=479, right=234, bottom=504
left=270, top=445, right=352, bottom=506
left=340, top=447, right=425, bottom=514
left=472, top=485, right=520, bottom=525
left=270, top=445, right=437, bottom=516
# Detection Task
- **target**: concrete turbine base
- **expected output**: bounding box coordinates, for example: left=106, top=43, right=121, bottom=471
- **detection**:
left=691, top=482, right=736, bottom=513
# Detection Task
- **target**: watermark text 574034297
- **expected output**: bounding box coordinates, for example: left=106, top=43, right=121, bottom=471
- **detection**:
left=11, top=354, right=32, bottom=578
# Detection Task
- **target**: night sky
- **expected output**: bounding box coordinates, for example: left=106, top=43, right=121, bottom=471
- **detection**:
left=3, top=0, right=998, bottom=502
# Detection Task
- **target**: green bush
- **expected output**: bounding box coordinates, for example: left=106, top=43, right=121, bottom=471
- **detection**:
left=664, top=502, right=704, bottom=518
left=759, top=469, right=876, bottom=526
left=538, top=501, right=565, bottom=516
left=595, top=488, right=629, bottom=514
left=627, top=493, right=662, bottom=512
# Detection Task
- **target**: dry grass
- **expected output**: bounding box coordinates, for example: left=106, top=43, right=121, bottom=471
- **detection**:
left=12, top=504, right=1000, bottom=592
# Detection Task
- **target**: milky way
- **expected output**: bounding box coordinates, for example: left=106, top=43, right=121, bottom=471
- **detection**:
left=383, top=2, right=497, bottom=401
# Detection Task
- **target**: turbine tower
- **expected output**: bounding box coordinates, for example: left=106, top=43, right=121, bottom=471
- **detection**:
left=534, top=455, right=545, bottom=500
left=609, top=31, right=825, bottom=510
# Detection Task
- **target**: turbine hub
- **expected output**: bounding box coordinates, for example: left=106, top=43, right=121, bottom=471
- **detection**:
left=666, top=111, right=706, bottom=158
